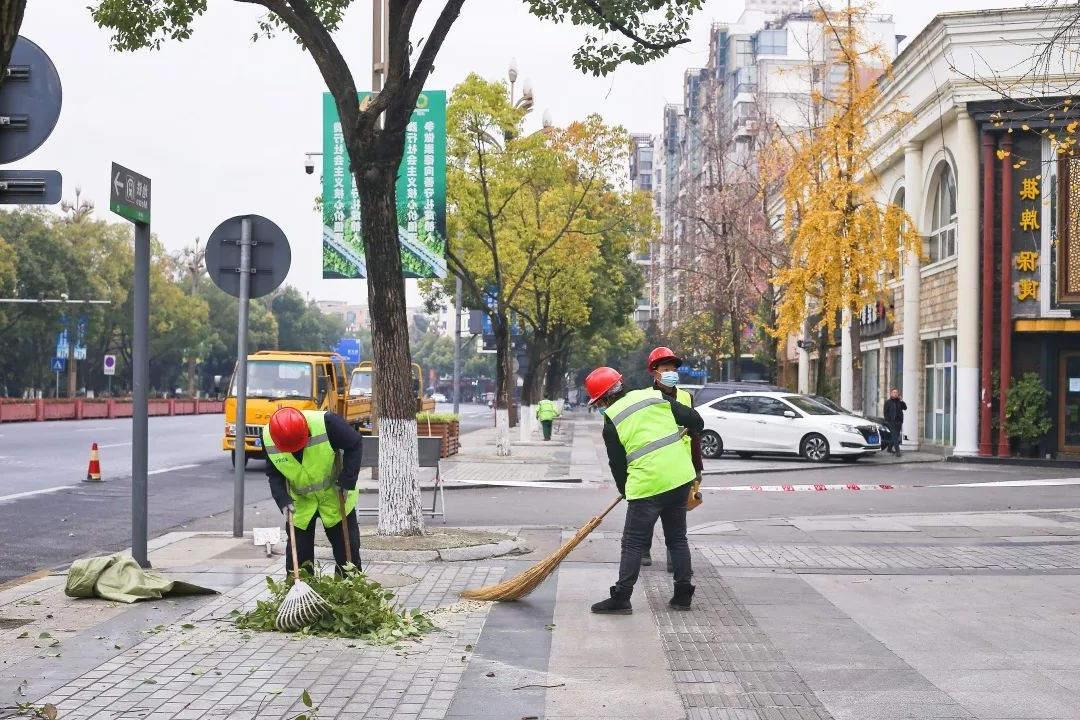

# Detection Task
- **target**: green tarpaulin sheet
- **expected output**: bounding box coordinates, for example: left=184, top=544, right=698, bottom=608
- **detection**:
left=64, top=554, right=217, bottom=604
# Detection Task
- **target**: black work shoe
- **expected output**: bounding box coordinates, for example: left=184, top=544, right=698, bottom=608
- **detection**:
left=669, top=582, right=695, bottom=611
left=641, top=552, right=653, bottom=567
left=591, top=586, right=633, bottom=615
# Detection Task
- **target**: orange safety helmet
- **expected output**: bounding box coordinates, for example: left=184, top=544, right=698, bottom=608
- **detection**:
left=646, top=346, right=683, bottom=372
left=268, top=407, right=310, bottom=453
left=584, top=367, right=623, bottom=404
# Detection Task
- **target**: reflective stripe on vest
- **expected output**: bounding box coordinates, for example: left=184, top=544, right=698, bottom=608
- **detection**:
left=265, top=433, right=329, bottom=456
left=607, top=396, right=666, bottom=426
left=626, top=430, right=684, bottom=463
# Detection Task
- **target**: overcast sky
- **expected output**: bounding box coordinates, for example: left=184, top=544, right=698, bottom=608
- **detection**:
left=14, top=0, right=1026, bottom=305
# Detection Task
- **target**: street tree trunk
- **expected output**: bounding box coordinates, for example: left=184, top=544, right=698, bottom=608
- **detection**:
left=356, top=159, right=422, bottom=536
left=494, top=310, right=512, bottom=456
left=0, top=1, right=26, bottom=91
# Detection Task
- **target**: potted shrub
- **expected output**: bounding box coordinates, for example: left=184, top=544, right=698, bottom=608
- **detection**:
left=416, top=411, right=460, bottom=457
left=1004, top=372, right=1052, bottom=457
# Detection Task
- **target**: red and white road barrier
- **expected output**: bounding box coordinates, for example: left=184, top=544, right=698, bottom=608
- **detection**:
left=703, top=482, right=896, bottom=492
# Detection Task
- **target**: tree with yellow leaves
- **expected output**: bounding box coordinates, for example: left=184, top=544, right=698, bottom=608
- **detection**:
left=771, top=0, right=920, bottom=404
left=445, top=75, right=640, bottom=453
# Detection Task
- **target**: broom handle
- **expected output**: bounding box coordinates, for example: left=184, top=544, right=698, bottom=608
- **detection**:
left=594, top=496, right=624, bottom=523
left=337, top=489, right=353, bottom=565
left=287, top=510, right=301, bottom=583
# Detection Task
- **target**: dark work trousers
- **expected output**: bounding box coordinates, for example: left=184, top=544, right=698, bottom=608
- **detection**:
left=616, top=482, right=693, bottom=594
left=887, top=421, right=903, bottom=453
left=285, top=509, right=362, bottom=578
left=541, top=420, right=553, bottom=440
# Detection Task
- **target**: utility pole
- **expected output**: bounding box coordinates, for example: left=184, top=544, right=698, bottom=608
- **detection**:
left=453, top=274, right=462, bottom=414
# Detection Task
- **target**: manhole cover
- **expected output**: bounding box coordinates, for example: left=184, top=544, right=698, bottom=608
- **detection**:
left=0, top=618, right=33, bottom=630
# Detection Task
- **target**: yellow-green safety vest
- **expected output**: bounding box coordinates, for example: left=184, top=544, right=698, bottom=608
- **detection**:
left=605, top=388, right=696, bottom=500
left=536, top=399, right=559, bottom=421
left=262, top=410, right=357, bottom=531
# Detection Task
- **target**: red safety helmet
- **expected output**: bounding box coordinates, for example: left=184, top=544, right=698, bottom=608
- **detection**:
left=647, top=346, right=683, bottom=372
left=268, top=407, right=310, bottom=453
left=584, top=367, right=623, bottom=404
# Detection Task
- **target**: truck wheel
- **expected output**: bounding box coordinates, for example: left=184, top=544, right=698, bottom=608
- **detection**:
left=230, top=451, right=250, bottom=469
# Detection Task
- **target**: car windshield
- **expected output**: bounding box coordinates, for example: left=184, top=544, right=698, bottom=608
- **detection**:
left=349, top=371, right=373, bottom=397
left=229, top=361, right=312, bottom=399
left=783, top=395, right=838, bottom=415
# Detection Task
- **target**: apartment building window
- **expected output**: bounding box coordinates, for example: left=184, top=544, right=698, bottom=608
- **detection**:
left=736, top=38, right=754, bottom=67
left=923, top=337, right=956, bottom=446
left=926, top=164, right=957, bottom=263
left=891, top=188, right=905, bottom=279
left=755, top=29, right=787, bottom=56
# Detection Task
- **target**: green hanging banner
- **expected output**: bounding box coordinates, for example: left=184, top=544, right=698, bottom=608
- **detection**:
left=321, top=90, right=447, bottom=279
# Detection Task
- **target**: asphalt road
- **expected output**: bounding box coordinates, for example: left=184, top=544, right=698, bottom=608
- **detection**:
left=6, top=406, right=1078, bottom=586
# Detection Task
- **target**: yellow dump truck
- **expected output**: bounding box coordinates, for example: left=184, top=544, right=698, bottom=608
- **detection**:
left=223, top=351, right=372, bottom=466
left=349, top=361, right=436, bottom=424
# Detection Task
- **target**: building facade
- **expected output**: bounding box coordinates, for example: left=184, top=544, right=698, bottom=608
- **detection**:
left=629, top=133, right=659, bottom=328
left=788, top=6, right=1080, bottom=456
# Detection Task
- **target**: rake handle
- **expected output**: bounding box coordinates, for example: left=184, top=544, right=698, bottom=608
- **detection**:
left=286, top=509, right=301, bottom=583
left=337, top=489, right=353, bottom=567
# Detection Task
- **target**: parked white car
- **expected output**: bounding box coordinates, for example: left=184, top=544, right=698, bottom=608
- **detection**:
left=697, top=392, right=883, bottom=462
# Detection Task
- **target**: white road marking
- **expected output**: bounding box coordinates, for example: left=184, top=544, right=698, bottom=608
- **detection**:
left=936, top=478, right=1080, bottom=488
left=0, top=485, right=74, bottom=503
left=148, top=464, right=200, bottom=475
left=451, top=479, right=581, bottom=489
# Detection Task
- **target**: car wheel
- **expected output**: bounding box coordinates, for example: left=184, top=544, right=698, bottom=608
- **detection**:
left=736, top=452, right=754, bottom=459
left=840, top=455, right=860, bottom=463
left=800, top=434, right=830, bottom=462
left=700, top=431, right=723, bottom=459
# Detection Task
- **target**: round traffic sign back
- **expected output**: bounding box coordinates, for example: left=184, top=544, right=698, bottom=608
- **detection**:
left=205, top=214, right=291, bottom=299
left=0, top=36, right=62, bottom=164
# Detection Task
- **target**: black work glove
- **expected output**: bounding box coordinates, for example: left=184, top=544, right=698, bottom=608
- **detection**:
left=338, top=475, right=358, bottom=492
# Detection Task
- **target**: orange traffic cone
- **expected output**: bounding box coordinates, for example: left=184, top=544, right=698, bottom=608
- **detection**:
left=85, top=442, right=102, bottom=482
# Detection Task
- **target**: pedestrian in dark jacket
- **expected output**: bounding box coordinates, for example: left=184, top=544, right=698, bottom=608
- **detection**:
left=883, top=389, right=906, bottom=456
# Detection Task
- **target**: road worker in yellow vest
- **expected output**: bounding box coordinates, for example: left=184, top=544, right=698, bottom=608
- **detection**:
left=640, top=346, right=704, bottom=569
left=535, top=395, right=560, bottom=441
left=584, top=366, right=704, bottom=614
left=263, top=407, right=363, bottom=578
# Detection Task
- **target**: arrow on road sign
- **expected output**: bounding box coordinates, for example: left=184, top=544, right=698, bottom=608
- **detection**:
left=113, top=171, right=123, bottom=196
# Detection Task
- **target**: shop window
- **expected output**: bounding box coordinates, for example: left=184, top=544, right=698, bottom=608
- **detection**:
left=862, top=349, right=880, bottom=417
left=887, top=346, right=903, bottom=399
left=923, top=337, right=956, bottom=446
left=926, top=164, right=957, bottom=264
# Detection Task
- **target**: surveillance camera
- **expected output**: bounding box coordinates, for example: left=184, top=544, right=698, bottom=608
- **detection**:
left=304, top=159, right=315, bottom=175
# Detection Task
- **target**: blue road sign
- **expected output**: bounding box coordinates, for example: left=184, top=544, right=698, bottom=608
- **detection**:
left=334, top=337, right=362, bottom=364
left=51, top=357, right=65, bottom=373
left=683, top=368, right=707, bottom=379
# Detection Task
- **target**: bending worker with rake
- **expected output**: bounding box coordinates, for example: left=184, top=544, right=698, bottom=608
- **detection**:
left=584, top=366, right=704, bottom=614
left=263, top=407, right=364, bottom=579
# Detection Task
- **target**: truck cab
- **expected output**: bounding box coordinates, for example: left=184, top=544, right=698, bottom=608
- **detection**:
left=349, top=362, right=435, bottom=432
left=223, top=351, right=371, bottom=465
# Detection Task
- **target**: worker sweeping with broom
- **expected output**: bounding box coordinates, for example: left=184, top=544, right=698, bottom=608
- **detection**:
left=263, top=407, right=364, bottom=580
left=586, top=366, right=703, bottom=614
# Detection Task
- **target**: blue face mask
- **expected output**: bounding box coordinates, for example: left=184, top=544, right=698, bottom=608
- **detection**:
left=659, top=371, right=680, bottom=388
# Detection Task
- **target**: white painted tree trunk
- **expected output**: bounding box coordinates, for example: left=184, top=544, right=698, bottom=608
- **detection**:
left=519, top=404, right=533, bottom=442
left=376, top=418, right=423, bottom=536
left=840, top=313, right=854, bottom=410
left=495, top=408, right=511, bottom=456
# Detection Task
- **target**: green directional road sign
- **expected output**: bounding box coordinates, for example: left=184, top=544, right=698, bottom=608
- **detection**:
left=110, top=162, right=151, bottom=224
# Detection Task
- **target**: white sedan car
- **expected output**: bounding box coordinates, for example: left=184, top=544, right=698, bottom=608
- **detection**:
left=697, top=391, right=883, bottom=462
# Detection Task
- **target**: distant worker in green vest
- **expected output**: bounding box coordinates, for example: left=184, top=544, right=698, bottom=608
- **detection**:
left=640, top=346, right=704, bottom=568
left=584, top=366, right=704, bottom=614
left=536, top=395, right=561, bottom=441
left=263, top=407, right=364, bottom=578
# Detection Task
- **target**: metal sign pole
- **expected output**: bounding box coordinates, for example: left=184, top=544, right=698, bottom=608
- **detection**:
left=233, top=217, right=252, bottom=538
left=132, top=221, right=150, bottom=567
left=453, top=274, right=462, bottom=414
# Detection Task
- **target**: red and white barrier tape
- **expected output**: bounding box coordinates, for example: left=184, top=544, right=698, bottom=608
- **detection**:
left=703, top=482, right=896, bottom=492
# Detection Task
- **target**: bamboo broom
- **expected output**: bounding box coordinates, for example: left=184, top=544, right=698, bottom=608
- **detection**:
left=460, top=496, right=623, bottom=601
